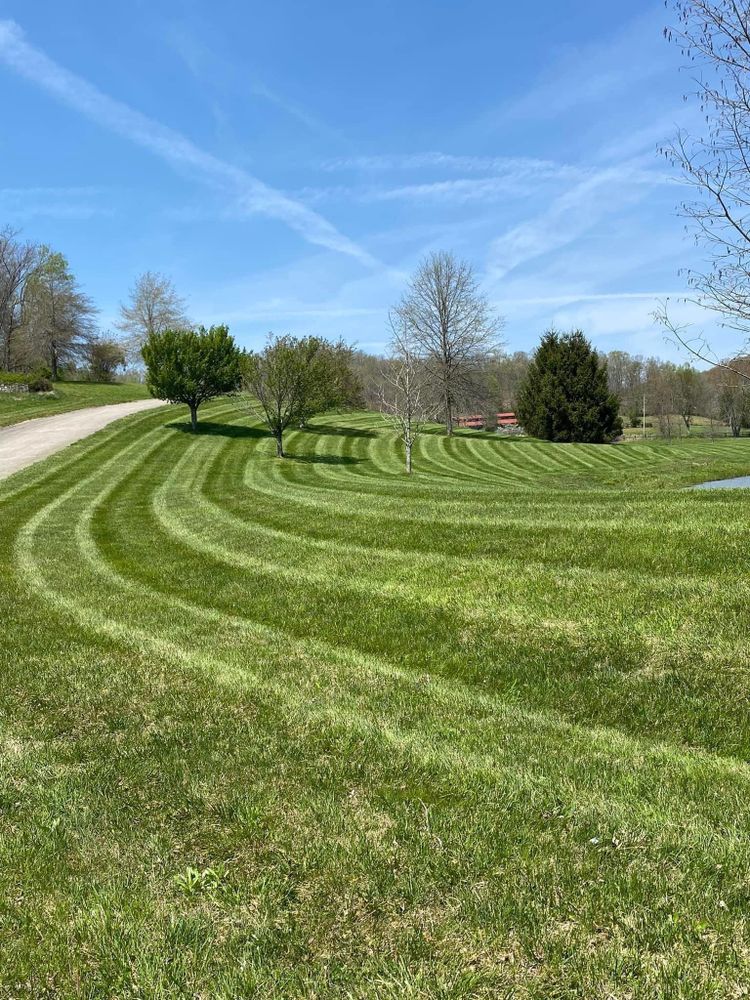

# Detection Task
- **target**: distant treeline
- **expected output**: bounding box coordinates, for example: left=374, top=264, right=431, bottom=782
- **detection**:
left=352, top=347, right=749, bottom=435
left=4, top=222, right=747, bottom=434
left=603, top=351, right=750, bottom=437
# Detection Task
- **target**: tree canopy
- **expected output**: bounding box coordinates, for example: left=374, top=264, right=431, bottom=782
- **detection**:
left=517, top=330, right=622, bottom=443
left=22, top=249, right=98, bottom=380
left=86, top=337, right=126, bottom=383
left=142, top=325, right=242, bottom=430
left=239, top=334, right=362, bottom=457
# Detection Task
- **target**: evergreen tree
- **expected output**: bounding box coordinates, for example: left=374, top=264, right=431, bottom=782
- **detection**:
left=142, top=325, right=241, bottom=430
left=517, top=330, right=622, bottom=443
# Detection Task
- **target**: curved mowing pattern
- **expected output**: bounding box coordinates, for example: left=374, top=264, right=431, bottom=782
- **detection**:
left=3, top=402, right=750, bottom=996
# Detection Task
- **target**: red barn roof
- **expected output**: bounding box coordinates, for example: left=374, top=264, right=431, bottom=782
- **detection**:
left=497, top=411, right=518, bottom=426
left=458, top=414, right=485, bottom=428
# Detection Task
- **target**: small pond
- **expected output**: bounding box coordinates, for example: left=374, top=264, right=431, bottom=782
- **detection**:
left=691, top=475, right=750, bottom=490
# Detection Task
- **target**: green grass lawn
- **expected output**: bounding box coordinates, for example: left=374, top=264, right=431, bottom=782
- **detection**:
left=0, top=380, right=150, bottom=427
left=620, top=414, right=746, bottom=440
left=2, top=402, right=750, bottom=997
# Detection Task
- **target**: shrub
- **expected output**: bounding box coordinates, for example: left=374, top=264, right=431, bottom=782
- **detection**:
left=87, top=339, right=126, bottom=383
left=0, top=371, right=30, bottom=386
left=28, top=372, right=54, bottom=393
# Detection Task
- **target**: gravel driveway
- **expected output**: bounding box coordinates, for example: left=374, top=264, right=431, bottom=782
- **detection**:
left=0, top=399, right=166, bottom=480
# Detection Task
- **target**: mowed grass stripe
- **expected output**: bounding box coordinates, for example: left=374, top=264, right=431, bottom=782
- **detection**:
left=57, top=413, right=750, bottom=754
left=4, top=402, right=750, bottom=995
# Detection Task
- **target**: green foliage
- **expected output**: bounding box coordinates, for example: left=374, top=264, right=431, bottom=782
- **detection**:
left=0, top=368, right=53, bottom=392
left=300, top=337, right=364, bottom=423
left=0, top=370, right=30, bottom=386
left=172, top=865, right=230, bottom=898
left=240, top=334, right=361, bottom=456
left=27, top=372, right=53, bottom=392
left=22, top=247, right=98, bottom=379
left=142, top=325, right=241, bottom=430
left=87, top=338, right=126, bottom=383
left=517, top=329, right=623, bottom=443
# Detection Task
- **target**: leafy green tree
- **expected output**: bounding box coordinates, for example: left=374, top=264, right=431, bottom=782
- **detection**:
left=299, top=337, right=363, bottom=426
left=142, top=325, right=241, bottom=430
left=239, top=334, right=361, bottom=457
left=517, top=330, right=622, bottom=443
left=22, top=248, right=97, bottom=380
left=87, top=336, right=126, bottom=382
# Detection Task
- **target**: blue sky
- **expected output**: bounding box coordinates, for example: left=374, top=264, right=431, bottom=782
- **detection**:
left=0, top=0, right=729, bottom=358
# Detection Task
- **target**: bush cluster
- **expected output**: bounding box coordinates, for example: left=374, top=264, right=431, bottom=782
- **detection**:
left=0, top=370, right=30, bottom=386
left=28, top=372, right=54, bottom=392
left=0, top=368, right=54, bottom=392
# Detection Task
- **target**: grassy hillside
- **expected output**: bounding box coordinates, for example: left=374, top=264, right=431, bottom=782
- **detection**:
left=0, top=379, right=150, bottom=427
left=2, top=402, right=750, bottom=997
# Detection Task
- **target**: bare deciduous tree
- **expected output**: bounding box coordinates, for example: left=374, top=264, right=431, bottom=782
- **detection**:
left=674, top=363, right=706, bottom=430
left=0, top=227, right=39, bottom=370
left=117, top=271, right=189, bottom=358
left=378, top=316, right=435, bottom=474
left=655, top=302, right=750, bottom=388
left=394, top=251, right=503, bottom=435
left=661, top=1, right=750, bottom=356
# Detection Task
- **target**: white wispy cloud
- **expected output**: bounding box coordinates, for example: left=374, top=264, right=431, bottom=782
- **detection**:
left=321, top=152, right=583, bottom=176
left=0, top=186, right=114, bottom=221
left=485, top=164, right=672, bottom=284
left=166, top=20, right=347, bottom=144
left=501, top=291, right=685, bottom=308
left=369, top=176, right=542, bottom=205
left=492, top=10, right=668, bottom=124
left=300, top=157, right=599, bottom=208
left=0, top=20, right=376, bottom=266
left=305, top=155, right=673, bottom=212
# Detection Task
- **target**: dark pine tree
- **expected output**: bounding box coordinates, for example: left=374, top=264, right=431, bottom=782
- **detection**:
left=517, top=330, right=622, bottom=443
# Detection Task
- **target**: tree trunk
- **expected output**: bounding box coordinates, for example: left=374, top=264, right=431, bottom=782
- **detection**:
left=405, top=438, right=412, bottom=474
left=50, top=342, right=58, bottom=382
left=444, top=387, right=453, bottom=436
left=189, top=402, right=198, bottom=431
left=275, top=432, right=284, bottom=458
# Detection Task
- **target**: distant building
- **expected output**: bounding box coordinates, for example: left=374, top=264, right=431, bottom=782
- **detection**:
left=457, top=414, right=485, bottom=429
left=496, top=411, right=519, bottom=428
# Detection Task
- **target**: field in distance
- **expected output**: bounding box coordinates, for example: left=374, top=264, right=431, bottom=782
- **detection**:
left=2, top=401, right=750, bottom=997
left=0, top=379, right=150, bottom=427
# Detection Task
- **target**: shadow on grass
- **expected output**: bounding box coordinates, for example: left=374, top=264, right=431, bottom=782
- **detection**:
left=289, top=454, right=364, bottom=466
left=304, top=423, right=378, bottom=439
left=170, top=421, right=268, bottom=439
